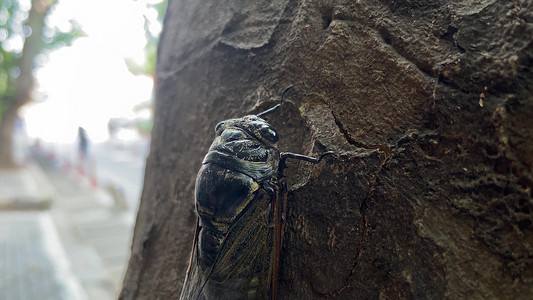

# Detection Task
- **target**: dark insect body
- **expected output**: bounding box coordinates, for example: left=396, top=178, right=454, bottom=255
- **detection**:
left=180, top=87, right=330, bottom=300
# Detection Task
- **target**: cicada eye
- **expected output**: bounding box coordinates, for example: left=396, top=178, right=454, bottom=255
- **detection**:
left=215, top=122, right=225, bottom=134
left=259, top=125, right=279, bottom=143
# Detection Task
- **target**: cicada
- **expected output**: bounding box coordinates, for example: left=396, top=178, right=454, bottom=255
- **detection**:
left=180, top=86, right=330, bottom=300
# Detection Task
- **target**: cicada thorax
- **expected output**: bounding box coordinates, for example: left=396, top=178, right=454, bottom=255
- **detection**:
left=182, top=115, right=282, bottom=300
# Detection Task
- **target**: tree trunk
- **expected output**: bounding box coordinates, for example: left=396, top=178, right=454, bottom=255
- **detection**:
left=121, top=0, right=533, bottom=299
left=0, top=105, right=18, bottom=168
left=0, top=0, right=53, bottom=168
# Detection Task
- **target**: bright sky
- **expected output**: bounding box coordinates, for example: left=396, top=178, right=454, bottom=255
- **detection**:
left=21, top=0, right=163, bottom=143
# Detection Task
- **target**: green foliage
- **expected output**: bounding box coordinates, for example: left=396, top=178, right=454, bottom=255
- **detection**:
left=42, top=20, right=83, bottom=50
left=0, top=0, right=81, bottom=111
left=146, top=0, right=167, bottom=43
left=135, top=118, right=153, bottom=135
left=0, top=0, right=22, bottom=108
left=0, top=0, right=22, bottom=43
left=125, top=0, right=167, bottom=76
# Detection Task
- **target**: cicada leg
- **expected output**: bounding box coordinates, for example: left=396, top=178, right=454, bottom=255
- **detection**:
left=271, top=178, right=286, bottom=300
left=271, top=151, right=334, bottom=300
left=279, top=151, right=334, bottom=169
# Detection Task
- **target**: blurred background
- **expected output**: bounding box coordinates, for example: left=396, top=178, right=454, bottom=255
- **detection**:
left=0, top=0, right=167, bottom=299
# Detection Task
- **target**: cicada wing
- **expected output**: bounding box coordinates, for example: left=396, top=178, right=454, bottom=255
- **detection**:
left=180, top=219, right=201, bottom=300
left=184, top=189, right=276, bottom=300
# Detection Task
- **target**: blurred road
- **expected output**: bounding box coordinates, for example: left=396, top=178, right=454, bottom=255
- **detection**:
left=91, top=139, right=149, bottom=211
left=0, top=211, right=85, bottom=300
left=0, top=136, right=149, bottom=299
left=33, top=144, right=141, bottom=299
left=42, top=138, right=149, bottom=212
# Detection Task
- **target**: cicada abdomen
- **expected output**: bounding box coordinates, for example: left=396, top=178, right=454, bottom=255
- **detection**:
left=180, top=87, right=330, bottom=300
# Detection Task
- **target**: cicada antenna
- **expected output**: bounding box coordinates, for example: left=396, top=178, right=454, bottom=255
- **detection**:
left=256, top=85, right=294, bottom=118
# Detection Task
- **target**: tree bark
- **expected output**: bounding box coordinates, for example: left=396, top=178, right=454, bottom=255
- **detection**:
left=121, top=0, right=533, bottom=299
left=0, top=0, right=54, bottom=168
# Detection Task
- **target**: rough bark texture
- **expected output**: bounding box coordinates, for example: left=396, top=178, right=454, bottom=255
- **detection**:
left=121, top=0, right=533, bottom=299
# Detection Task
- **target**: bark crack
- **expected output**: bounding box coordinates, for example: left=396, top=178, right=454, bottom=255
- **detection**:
left=322, top=147, right=391, bottom=298
left=331, top=111, right=391, bottom=156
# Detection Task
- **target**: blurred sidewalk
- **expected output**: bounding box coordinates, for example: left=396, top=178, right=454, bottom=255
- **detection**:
left=0, top=164, right=54, bottom=210
left=0, top=211, right=85, bottom=300
left=0, top=152, right=135, bottom=300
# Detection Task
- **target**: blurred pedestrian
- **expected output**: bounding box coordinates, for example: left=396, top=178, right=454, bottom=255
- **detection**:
left=77, top=127, right=89, bottom=175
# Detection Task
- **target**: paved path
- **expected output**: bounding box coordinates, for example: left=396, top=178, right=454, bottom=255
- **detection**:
left=0, top=212, right=85, bottom=300
left=38, top=157, right=135, bottom=300
left=0, top=153, right=136, bottom=299
left=0, top=164, right=54, bottom=209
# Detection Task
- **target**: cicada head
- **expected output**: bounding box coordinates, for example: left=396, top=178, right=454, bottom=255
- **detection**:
left=203, top=115, right=280, bottom=183
left=214, top=115, right=279, bottom=146
left=202, top=86, right=293, bottom=182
